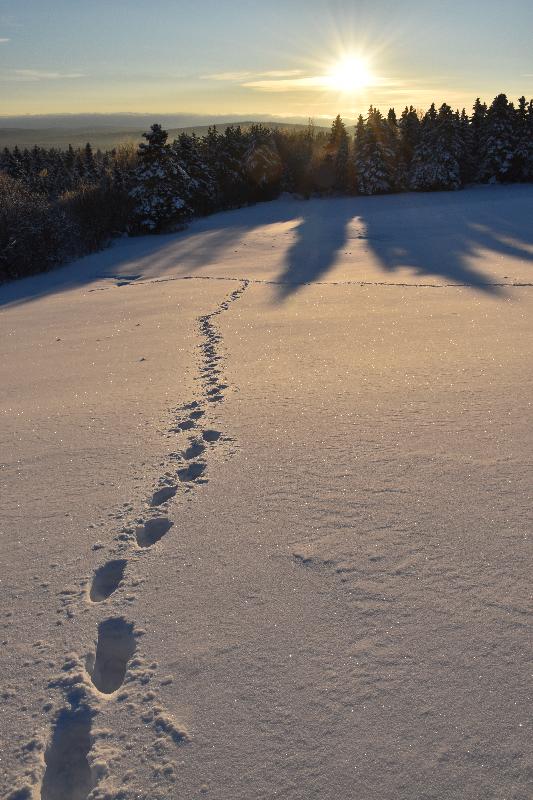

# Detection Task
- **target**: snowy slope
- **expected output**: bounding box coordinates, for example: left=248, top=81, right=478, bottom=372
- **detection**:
left=1, top=185, right=532, bottom=800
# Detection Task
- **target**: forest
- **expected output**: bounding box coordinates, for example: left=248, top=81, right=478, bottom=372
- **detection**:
left=1, top=93, right=532, bottom=282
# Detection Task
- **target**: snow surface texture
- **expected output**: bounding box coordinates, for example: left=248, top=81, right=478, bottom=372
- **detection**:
left=0, top=185, right=532, bottom=800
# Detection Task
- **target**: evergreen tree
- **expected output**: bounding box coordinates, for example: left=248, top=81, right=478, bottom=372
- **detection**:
left=409, top=103, right=462, bottom=191
left=329, top=115, right=350, bottom=191
left=458, top=108, right=475, bottom=183
left=512, top=96, right=533, bottom=181
left=354, top=108, right=393, bottom=195
left=478, top=94, right=516, bottom=183
left=130, top=124, right=192, bottom=231
left=244, top=126, right=283, bottom=199
left=398, top=106, right=421, bottom=172
left=384, top=108, right=403, bottom=190
left=173, top=132, right=216, bottom=215
left=83, top=142, right=97, bottom=181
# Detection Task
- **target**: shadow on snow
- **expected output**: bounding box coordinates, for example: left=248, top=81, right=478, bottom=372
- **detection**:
left=2, top=185, right=533, bottom=309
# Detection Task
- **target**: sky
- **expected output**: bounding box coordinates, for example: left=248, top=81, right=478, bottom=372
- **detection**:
left=1, top=0, right=532, bottom=120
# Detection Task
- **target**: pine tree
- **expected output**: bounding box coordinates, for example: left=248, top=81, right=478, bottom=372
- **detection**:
left=354, top=108, right=393, bottom=195
left=384, top=108, right=403, bottom=190
left=130, top=124, right=192, bottom=231
left=330, top=115, right=350, bottom=191
left=244, top=126, right=283, bottom=198
left=512, top=96, right=533, bottom=181
left=409, top=103, right=462, bottom=191
left=478, top=94, right=516, bottom=183
left=398, top=106, right=421, bottom=173
left=83, top=142, right=97, bottom=181
left=458, top=108, right=475, bottom=183
left=173, top=132, right=216, bottom=215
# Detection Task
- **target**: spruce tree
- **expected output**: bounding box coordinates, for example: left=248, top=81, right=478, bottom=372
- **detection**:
left=173, top=132, right=216, bottom=215
left=458, top=108, right=474, bottom=183
left=398, top=106, right=421, bottom=173
left=409, top=103, right=462, bottom=191
left=512, top=96, right=533, bottom=181
left=384, top=108, right=403, bottom=190
left=478, top=94, right=516, bottom=183
left=130, top=124, right=192, bottom=231
left=354, top=108, right=392, bottom=195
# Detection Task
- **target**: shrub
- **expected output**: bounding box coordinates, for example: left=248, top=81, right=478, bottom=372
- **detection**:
left=0, top=174, right=74, bottom=282
left=60, top=182, right=134, bottom=251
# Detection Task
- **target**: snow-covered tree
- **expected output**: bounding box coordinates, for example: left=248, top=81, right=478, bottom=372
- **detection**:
left=477, top=94, right=516, bottom=183
left=398, top=106, right=421, bottom=174
left=409, top=103, right=462, bottom=191
left=173, top=132, right=216, bottom=215
left=329, top=115, right=350, bottom=191
left=130, top=124, right=192, bottom=231
left=512, top=96, right=533, bottom=181
left=244, top=127, right=283, bottom=199
left=354, top=108, right=393, bottom=195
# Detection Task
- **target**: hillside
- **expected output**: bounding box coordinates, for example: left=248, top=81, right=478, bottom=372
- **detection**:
left=1, top=185, right=532, bottom=800
left=0, top=120, right=329, bottom=151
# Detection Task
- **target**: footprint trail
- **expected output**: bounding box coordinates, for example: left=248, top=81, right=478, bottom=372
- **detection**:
left=24, top=280, right=250, bottom=799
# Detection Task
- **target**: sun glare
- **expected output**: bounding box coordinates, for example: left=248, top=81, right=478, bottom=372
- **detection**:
left=327, top=56, right=373, bottom=93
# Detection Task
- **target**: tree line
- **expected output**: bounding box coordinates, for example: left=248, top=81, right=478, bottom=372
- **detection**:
left=1, top=93, right=532, bottom=282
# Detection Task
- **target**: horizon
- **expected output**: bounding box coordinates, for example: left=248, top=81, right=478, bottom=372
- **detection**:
left=1, top=0, right=533, bottom=118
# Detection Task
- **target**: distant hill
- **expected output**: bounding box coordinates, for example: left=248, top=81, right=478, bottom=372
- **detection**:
left=0, top=113, right=333, bottom=151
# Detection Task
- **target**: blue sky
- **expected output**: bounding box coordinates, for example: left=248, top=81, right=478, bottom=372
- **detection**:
left=1, top=0, right=532, bottom=117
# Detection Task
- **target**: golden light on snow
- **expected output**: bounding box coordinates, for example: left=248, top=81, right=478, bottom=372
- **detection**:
left=326, top=56, right=373, bottom=93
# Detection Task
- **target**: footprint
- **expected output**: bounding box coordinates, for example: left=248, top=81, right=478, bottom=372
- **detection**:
left=176, top=420, right=195, bottom=431
left=88, top=618, right=136, bottom=694
left=89, top=560, right=127, bottom=603
left=135, top=518, right=173, bottom=548
left=183, top=441, right=206, bottom=460
left=40, top=706, right=94, bottom=800
left=202, top=430, right=221, bottom=443
left=149, top=486, right=177, bottom=507
left=189, top=410, right=205, bottom=420
left=177, top=463, right=206, bottom=482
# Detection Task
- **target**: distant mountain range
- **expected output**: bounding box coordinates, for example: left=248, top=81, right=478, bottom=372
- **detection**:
left=0, top=113, right=339, bottom=150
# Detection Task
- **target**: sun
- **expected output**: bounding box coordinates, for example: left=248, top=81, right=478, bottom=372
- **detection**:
left=327, top=56, right=373, bottom=93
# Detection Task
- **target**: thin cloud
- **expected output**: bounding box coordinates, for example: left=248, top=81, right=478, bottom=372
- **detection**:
left=2, top=69, right=86, bottom=82
left=204, top=69, right=304, bottom=82
left=0, top=38, right=10, bottom=43
left=243, top=74, right=393, bottom=93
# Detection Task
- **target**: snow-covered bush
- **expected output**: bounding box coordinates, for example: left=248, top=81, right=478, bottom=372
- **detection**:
left=0, top=174, right=74, bottom=281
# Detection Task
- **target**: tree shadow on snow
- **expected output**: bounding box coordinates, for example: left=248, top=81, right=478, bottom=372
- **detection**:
left=2, top=185, right=533, bottom=309
left=275, top=185, right=533, bottom=301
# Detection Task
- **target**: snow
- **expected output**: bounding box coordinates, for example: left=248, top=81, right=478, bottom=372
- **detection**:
left=1, top=185, right=532, bottom=799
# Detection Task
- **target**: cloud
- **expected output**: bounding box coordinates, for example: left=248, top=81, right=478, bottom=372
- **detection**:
left=204, top=69, right=304, bottom=82
left=0, top=38, right=10, bottom=43
left=243, top=76, right=331, bottom=92
left=242, top=75, right=394, bottom=93
left=1, top=69, right=85, bottom=82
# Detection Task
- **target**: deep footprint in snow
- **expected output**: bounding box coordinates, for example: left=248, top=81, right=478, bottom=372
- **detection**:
left=177, top=462, right=206, bottom=482
left=135, top=517, right=173, bottom=548
left=183, top=440, right=206, bottom=460
left=150, top=485, right=177, bottom=507
left=89, top=559, right=127, bottom=602
left=202, top=430, right=222, bottom=443
left=89, top=618, right=136, bottom=694
left=40, top=706, right=94, bottom=800
left=175, top=420, right=196, bottom=432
